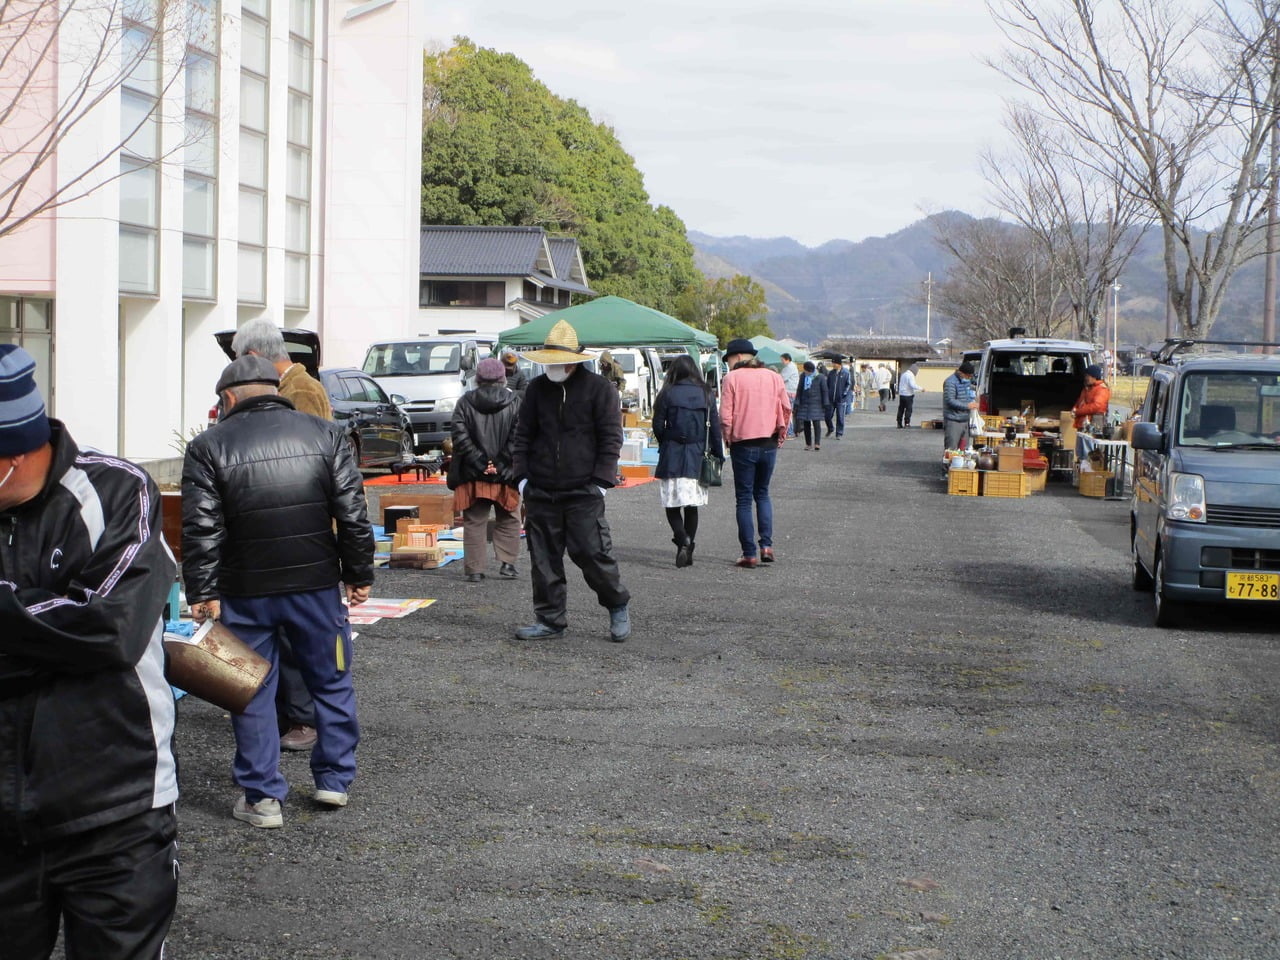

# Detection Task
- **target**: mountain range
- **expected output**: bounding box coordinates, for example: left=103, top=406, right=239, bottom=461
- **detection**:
left=688, top=214, right=1273, bottom=348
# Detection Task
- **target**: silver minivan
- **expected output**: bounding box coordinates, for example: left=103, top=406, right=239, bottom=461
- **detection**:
left=1130, top=344, right=1280, bottom=626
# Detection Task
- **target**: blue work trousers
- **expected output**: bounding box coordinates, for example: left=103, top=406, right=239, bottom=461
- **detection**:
left=220, top=587, right=359, bottom=802
left=729, top=443, right=776, bottom=558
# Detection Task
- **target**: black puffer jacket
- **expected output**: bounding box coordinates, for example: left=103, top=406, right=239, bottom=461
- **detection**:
left=181, top=394, right=374, bottom=602
left=0, top=421, right=178, bottom=843
left=513, top=369, right=622, bottom=491
left=450, top=383, right=519, bottom=486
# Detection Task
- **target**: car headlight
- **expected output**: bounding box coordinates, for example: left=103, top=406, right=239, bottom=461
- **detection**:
left=435, top=397, right=456, bottom=414
left=1167, top=472, right=1206, bottom=522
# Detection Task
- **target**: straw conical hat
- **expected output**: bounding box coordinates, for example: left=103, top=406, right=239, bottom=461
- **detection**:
left=520, top=319, right=594, bottom=364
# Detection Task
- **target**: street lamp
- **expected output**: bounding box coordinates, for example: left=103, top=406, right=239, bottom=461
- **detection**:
left=1111, top=279, right=1122, bottom=377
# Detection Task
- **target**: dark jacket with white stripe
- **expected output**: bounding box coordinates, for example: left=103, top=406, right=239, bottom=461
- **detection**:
left=180, top=394, right=374, bottom=602
left=0, top=420, right=178, bottom=843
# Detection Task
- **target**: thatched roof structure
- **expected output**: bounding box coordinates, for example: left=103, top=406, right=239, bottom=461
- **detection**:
left=817, top=335, right=940, bottom=362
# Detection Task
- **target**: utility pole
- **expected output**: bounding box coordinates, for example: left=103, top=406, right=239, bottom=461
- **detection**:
left=923, top=272, right=933, bottom=343
left=1112, top=279, right=1122, bottom=377
left=1265, top=26, right=1279, bottom=351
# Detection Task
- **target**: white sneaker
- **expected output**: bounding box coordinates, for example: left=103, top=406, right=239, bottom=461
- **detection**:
left=233, top=796, right=283, bottom=829
left=314, top=788, right=348, bottom=808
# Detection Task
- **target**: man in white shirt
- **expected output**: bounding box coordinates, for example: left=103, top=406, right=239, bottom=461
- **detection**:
left=897, top=362, right=923, bottom=428
left=874, top=364, right=893, bottom=412
left=779, top=353, right=800, bottom=437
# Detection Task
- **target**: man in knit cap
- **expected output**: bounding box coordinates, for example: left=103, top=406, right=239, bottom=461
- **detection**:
left=0, top=345, right=180, bottom=958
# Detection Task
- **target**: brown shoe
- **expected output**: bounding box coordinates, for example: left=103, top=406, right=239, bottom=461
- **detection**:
left=735, top=556, right=759, bottom=568
left=760, top=547, right=775, bottom=563
left=280, top=725, right=317, bottom=751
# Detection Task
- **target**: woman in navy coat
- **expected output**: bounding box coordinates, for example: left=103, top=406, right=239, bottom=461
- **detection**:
left=792, top=360, right=830, bottom=450
left=652, top=354, right=723, bottom=567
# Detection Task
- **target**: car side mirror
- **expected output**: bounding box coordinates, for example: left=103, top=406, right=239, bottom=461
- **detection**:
left=460, top=354, right=475, bottom=372
left=1130, top=421, right=1164, bottom=451
left=390, top=394, right=406, bottom=405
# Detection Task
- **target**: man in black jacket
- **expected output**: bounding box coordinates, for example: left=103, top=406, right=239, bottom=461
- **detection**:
left=0, top=345, right=179, bottom=958
left=182, top=356, right=374, bottom=829
left=511, top=320, right=631, bottom=642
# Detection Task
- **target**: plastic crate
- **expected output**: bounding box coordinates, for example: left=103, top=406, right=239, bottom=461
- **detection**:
left=1079, top=471, right=1112, bottom=498
left=947, top=469, right=980, bottom=496
left=982, top=471, right=1028, bottom=498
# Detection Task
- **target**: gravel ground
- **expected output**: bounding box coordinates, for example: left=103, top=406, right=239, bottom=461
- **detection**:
left=158, top=394, right=1280, bottom=960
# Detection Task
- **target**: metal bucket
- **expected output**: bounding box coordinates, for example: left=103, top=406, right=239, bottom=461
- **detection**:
left=164, top=620, right=269, bottom=714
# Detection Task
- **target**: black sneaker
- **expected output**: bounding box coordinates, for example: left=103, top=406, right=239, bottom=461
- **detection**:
left=498, top=562, right=518, bottom=579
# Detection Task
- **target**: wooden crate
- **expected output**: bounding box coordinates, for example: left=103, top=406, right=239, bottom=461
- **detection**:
left=947, top=469, right=980, bottom=496
left=982, top=471, right=1028, bottom=498
left=1079, top=471, right=1112, bottom=498
left=982, top=414, right=1005, bottom=431
left=1025, top=467, right=1048, bottom=493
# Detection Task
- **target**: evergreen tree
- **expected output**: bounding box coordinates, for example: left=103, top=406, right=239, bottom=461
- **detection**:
left=422, top=39, right=700, bottom=314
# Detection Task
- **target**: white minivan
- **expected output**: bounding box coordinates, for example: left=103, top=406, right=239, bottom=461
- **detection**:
left=362, top=336, right=494, bottom=452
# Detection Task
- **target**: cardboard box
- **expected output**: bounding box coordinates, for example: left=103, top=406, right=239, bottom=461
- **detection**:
left=997, top=446, right=1025, bottom=472
left=380, top=493, right=455, bottom=528
left=622, top=411, right=640, bottom=428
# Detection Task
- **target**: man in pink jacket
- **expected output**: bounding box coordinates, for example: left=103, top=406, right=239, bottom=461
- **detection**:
left=719, top=338, right=791, bottom=568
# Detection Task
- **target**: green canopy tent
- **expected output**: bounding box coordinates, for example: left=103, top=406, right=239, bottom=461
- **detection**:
left=497, top=296, right=719, bottom=352
left=750, top=335, right=808, bottom=369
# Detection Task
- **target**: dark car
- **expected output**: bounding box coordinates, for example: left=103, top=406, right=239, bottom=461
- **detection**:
left=215, top=329, right=413, bottom=470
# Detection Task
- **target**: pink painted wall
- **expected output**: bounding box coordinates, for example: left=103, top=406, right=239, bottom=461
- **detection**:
left=0, top=0, right=58, bottom=292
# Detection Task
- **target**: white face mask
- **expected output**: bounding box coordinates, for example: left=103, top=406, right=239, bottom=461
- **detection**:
left=545, top=364, right=574, bottom=383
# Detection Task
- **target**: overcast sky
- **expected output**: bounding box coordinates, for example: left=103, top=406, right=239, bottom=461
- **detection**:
left=421, top=1, right=1020, bottom=248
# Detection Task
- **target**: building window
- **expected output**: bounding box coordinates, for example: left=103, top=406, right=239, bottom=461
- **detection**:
left=239, top=0, right=269, bottom=306
left=119, top=0, right=160, bottom=295
left=284, top=0, right=313, bottom=309
left=183, top=0, right=218, bottom=302
left=420, top=280, right=505, bottom=308
left=0, top=297, right=54, bottom=411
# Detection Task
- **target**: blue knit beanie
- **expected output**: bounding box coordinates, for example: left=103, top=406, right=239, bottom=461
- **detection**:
left=0, top=344, right=51, bottom=456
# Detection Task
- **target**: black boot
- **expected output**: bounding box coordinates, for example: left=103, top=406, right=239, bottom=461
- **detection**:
left=674, top=537, right=692, bottom=568
left=686, top=540, right=695, bottom=565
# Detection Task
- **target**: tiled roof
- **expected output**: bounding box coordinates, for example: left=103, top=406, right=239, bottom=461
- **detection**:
left=419, top=225, right=550, bottom=276
left=547, top=237, right=580, bottom=282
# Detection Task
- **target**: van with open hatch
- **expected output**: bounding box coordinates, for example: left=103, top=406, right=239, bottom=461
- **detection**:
left=975, top=333, right=1094, bottom=419
left=361, top=336, right=493, bottom=453
left=1129, top=340, right=1280, bottom=626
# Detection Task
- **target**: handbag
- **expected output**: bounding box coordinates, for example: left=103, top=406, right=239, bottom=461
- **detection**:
left=699, top=411, right=723, bottom=487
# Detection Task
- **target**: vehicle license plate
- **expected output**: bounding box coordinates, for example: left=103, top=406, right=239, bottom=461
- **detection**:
left=1225, top=571, right=1280, bottom=600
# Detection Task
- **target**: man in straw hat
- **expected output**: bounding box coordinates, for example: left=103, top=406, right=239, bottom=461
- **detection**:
left=182, top=355, right=374, bottom=829
left=0, top=345, right=180, bottom=958
left=511, top=319, right=632, bottom=642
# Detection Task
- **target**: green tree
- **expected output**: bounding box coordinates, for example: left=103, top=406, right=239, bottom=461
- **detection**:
left=422, top=39, right=700, bottom=313
left=676, top=275, right=772, bottom=346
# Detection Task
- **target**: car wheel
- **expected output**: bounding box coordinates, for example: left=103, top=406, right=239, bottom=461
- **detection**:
left=346, top=432, right=361, bottom=468
left=398, top=430, right=415, bottom=462
left=1131, top=532, right=1153, bottom=592
left=1153, top=549, right=1185, bottom=628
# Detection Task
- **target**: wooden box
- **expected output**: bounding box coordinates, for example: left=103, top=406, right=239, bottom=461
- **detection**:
left=982, top=471, right=1028, bottom=498
left=947, top=470, right=980, bottom=496
left=1025, top=467, right=1048, bottom=493
left=1079, top=471, right=1112, bottom=498
left=380, top=493, right=456, bottom=528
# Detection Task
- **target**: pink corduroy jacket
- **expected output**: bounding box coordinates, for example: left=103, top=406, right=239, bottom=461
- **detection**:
left=720, top=364, right=791, bottom=446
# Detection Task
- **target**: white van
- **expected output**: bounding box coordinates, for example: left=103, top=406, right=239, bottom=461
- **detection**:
left=362, top=336, right=494, bottom=452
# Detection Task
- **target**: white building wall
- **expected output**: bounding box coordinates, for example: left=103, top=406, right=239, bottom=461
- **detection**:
left=53, top=3, right=125, bottom=454
left=321, top=0, right=422, bottom=369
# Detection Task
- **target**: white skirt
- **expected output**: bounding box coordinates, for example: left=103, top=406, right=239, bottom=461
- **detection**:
left=658, top=476, right=709, bottom=508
